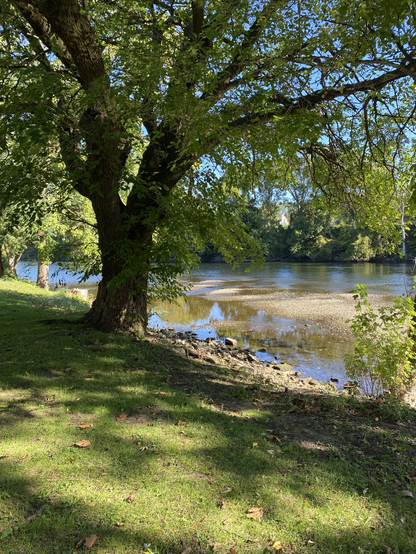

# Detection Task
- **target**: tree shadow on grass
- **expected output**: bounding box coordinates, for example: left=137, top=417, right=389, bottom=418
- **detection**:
left=1, top=290, right=416, bottom=553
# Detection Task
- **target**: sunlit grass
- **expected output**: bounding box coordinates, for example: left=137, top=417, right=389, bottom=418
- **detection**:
left=0, top=279, right=415, bottom=553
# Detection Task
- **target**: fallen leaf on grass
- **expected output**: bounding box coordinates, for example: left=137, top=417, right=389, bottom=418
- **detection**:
left=381, top=546, right=394, bottom=554
left=77, top=423, right=93, bottom=429
left=125, top=494, right=135, bottom=503
left=176, top=420, right=187, bottom=425
left=266, top=434, right=281, bottom=442
left=229, top=548, right=237, bottom=554
left=407, top=475, right=416, bottom=483
left=266, top=542, right=283, bottom=553
left=217, top=500, right=225, bottom=509
left=246, top=506, right=263, bottom=521
left=116, top=413, right=127, bottom=421
left=74, top=440, right=91, bottom=448
left=400, top=490, right=414, bottom=498
left=180, top=547, right=192, bottom=554
left=84, top=534, right=97, bottom=548
left=222, top=517, right=232, bottom=525
left=14, top=454, right=28, bottom=462
left=159, top=391, right=168, bottom=395
left=222, top=487, right=232, bottom=493
left=0, top=453, right=12, bottom=459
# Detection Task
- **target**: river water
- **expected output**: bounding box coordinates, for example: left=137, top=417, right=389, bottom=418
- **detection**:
left=149, top=262, right=415, bottom=384
left=17, top=261, right=416, bottom=384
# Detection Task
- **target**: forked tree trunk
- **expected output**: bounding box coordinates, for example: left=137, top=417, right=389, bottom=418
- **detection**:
left=5, top=248, right=24, bottom=276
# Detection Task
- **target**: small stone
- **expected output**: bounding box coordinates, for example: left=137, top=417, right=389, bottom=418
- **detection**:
left=225, top=337, right=238, bottom=346
left=274, top=363, right=294, bottom=373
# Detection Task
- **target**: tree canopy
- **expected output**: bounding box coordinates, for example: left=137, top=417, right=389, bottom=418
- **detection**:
left=1, top=0, right=415, bottom=331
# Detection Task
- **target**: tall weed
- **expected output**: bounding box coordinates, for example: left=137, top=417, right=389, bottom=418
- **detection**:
left=345, top=284, right=416, bottom=396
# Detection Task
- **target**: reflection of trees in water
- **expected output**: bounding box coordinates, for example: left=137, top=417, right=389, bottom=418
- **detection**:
left=151, top=296, right=275, bottom=326
left=152, top=293, right=352, bottom=364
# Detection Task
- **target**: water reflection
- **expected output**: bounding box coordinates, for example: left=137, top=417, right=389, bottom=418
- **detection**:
left=150, top=294, right=350, bottom=383
left=151, top=262, right=415, bottom=383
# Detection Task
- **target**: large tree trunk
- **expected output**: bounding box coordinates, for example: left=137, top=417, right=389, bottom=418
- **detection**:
left=82, top=185, right=154, bottom=334
left=84, top=271, right=149, bottom=333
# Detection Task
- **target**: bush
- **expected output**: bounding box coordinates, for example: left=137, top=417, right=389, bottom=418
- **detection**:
left=344, top=284, right=416, bottom=396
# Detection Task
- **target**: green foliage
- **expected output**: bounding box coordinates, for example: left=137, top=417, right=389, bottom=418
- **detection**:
left=2, top=0, right=416, bottom=327
left=344, top=234, right=375, bottom=261
left=345, top=284, right=416, bottom=397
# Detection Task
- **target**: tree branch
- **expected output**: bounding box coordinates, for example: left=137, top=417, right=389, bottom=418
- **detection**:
left=227, top=65, right=410, bottom=130
left=201, top=0, right=284, bottom=102
left=13, top=0, right=76, bottom=71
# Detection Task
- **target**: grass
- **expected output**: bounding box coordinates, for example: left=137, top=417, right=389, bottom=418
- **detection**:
left=0, top=278, right=416, bottom=554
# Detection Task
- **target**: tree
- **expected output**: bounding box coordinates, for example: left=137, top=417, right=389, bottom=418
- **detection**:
left=1, top=0, right=415, bottom=332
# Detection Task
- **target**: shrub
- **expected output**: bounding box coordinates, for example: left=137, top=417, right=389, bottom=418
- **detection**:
left=344, top=284, right=416, bottom=397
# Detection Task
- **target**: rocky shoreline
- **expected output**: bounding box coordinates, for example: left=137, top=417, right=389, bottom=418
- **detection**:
left=148, top=328, right=351, bottom=396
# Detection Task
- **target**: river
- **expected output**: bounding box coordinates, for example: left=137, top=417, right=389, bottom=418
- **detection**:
left=17, top=261, right=416, bottom=384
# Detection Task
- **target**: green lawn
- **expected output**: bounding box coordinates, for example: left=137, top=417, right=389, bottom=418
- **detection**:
left=0, top=279, right=415, bottom=554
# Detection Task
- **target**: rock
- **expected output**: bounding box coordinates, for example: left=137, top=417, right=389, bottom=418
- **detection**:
left=274, top=363, right=294, bottom=373
left=247, top=354, right=258, bottom=363
left=330, top=377, right=339, bottom=383
left=203, top=356, right=218, bottom=364
left=257, top=348, right=267, bottom=353
left=225, top=337, right=238, bottom=346
left=186, top=348, right=200, bottom=358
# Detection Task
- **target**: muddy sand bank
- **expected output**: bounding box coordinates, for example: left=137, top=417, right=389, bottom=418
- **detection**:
left=204, top=289, right=395, bottom=336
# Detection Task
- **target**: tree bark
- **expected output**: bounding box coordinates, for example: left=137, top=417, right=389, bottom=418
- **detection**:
left=36, top=260, right=49, bottom=289
left=0, top=243, right=4, bottom=278
left=5, top=248, right=24, bottom=276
